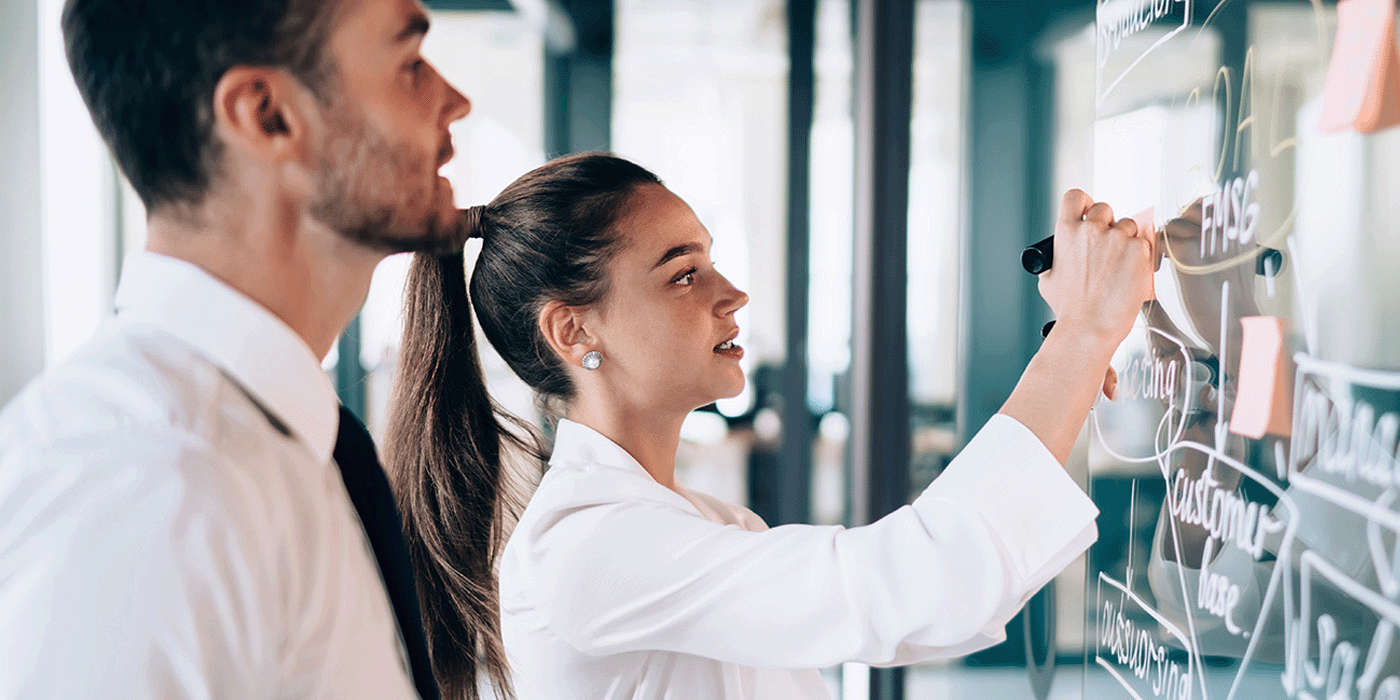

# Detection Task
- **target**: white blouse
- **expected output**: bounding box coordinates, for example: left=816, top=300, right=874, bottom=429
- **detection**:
left=499, top=414, right=1098, bottom=700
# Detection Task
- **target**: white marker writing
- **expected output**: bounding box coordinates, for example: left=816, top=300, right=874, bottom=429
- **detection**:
left=1118, top=354, right=1180, bottom=403
left=1195, top=538, right=1243, bottom=635
left=1098, top=0, right=1188, bottom=58
left=1169, top=467, right=1282, bottom=561
left=1288, top=616, right=1400, bottom=700
left=1295, top=379, right=1400, bottom=491
left=1199, top=170, right=1260, bottom=257
left=1100, top=598, right=1194, bottom=699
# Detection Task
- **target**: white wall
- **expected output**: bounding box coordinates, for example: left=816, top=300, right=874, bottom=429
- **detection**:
left=0, top=0, right=120, bottom=408
left=39, top=0, right=119, bottom=367
left=0, top=0, right=46, bottom=405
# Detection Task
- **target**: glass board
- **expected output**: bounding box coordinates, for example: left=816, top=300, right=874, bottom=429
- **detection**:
left=1086, top=1, right=1400, bottom=699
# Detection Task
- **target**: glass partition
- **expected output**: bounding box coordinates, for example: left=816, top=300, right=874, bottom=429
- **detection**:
left=1082, top=2, right=1400, bottom=698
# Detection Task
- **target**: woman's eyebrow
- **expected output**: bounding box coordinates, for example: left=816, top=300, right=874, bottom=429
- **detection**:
left=652, top=242, right=704, bottom=269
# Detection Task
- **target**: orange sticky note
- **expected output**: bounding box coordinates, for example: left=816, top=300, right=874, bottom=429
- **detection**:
left=1132, top=207, right=1155, bottom=240
left=1318, top=0, right=1400, bottom=134
left=1230, top=316, right=1294, bottom=439
left=1133, top=206, right=1158, bottom=297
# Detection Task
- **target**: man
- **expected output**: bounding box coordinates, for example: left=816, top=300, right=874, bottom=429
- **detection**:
left=0, top=0, right=470, bottom=697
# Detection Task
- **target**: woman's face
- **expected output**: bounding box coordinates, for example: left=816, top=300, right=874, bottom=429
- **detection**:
left=587, top=184, right=749, bottom=415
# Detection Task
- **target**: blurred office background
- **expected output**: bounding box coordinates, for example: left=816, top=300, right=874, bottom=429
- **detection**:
left=0, top=0, right=1337, bottom=698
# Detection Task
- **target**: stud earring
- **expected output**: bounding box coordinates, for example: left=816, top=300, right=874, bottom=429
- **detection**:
left=581, top=350, right=602, bottom=370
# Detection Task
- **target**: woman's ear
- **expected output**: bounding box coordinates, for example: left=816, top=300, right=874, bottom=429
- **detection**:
left=539, top=300, right=598, bottom=368
left=211, top=67, right=310, bottom=164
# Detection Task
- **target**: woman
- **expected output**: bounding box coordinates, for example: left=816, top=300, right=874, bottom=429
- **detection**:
left=384, top=153, right=1153, bottom=700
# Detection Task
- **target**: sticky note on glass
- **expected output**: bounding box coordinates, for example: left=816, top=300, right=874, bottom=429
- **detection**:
left=1133, top=206, right=1157, bottom=262
left=1133, top=206, right=1158, bottom=298
left=1230, top=316, right=1294, bottom=439
left=1318, top=0, right=1400, bottom=134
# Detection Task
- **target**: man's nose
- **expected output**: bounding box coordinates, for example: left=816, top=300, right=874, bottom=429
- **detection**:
left=442, top=79, right=471, bottom=124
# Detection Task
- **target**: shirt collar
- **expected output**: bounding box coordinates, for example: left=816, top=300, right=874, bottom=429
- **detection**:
left=551, top=419, right=717, bottom=518
left=550, top=419, right=652, bottom=476
left=114, top=252, right=339, bottom=464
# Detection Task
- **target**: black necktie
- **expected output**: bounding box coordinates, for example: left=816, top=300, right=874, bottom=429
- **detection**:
left=333, top=405, right=441, bottom=700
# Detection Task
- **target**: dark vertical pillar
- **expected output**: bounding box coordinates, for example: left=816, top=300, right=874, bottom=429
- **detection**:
left=337, top=316, right=367, bottom=421
left=960, top=2, right=1040, bottom=449
left=851, top=0, right=915, bottom=696
left=961, top=0, right=1053, bottom=668
left=545, top=0, right=614, bottom=156
left=770, top=0, right=818, bottom=527
left=1022, top=32, right=1057, bottom=365
left=1021, top=14, right=1061, bottom=692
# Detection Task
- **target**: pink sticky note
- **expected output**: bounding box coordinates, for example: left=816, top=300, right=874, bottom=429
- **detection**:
left=1230, top=316, right=1294, bottom=439
left=1132, top=207, right=1155, bottom=241
left=1318, top=0, right=1400, bottom=134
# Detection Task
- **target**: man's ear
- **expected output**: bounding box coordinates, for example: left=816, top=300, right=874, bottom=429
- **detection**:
left=539, top=300, right=598, bottom=368
left=210, top=67, right=311, bottom=163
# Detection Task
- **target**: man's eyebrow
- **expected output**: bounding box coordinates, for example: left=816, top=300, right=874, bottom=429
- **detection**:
left=396, top=12, right=430, bottom=43
left=653, top=242, right=704, bottom=269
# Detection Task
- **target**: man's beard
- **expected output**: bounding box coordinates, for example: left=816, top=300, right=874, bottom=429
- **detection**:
left=308, top=103, right=468, bottom=255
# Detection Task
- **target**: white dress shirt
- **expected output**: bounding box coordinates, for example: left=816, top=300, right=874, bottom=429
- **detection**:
left=0, top=253, right=418, bottom=699
left=500, top=415, right=1099, bottom=700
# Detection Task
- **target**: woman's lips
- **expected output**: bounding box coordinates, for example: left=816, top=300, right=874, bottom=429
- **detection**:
left=713, top=340, right=744, bottom=359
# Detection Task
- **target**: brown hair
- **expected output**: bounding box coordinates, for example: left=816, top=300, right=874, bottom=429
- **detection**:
left=383, top=152, right=662, bottom=699
left=62, top=0, right=341, bottom=212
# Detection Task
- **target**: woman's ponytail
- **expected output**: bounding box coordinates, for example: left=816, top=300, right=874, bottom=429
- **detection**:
left=383, top=153, right=664, bottom=698
left=384, top=246, right=539, bottom=700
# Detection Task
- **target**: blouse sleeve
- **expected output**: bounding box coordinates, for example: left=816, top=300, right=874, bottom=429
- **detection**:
left=520, top=413, right=1098, bottom=669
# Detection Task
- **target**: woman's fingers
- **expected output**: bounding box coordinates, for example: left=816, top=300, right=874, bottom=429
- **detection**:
left=1085, top=201, right=1116, bottom=227
left=1110, top=216, right=1139, bottom=239
left=1042, top=189, right=1159, bottom=341
left=1059, top=189, right=1094, bottom=227
left=1110, top=214, right=1155, bottom=301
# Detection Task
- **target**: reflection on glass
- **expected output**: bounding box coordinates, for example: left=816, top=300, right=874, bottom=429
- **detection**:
left=1084, top=3, right=1400, bottom=699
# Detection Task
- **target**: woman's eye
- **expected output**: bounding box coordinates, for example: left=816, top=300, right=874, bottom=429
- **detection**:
left=407, top=59, right=426, bottom=84
left=673, top=267, right=698, bottom=286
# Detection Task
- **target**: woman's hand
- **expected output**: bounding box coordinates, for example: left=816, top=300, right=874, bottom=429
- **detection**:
left=1000, top=190, right=1158, bottom=464
left=1037, top=189, right=1157, bottom=347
